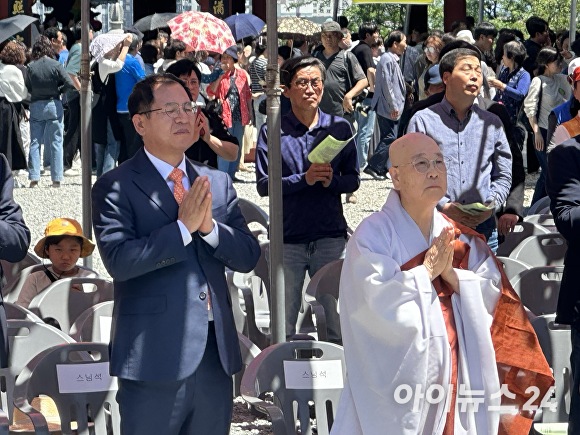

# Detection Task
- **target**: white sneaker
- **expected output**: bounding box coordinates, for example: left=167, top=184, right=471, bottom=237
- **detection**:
left=64, top=168, right=80, bottom=177
left=41, top=166, right=50, bottom=176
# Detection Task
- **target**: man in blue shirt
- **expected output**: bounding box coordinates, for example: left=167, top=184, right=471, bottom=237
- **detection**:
left=255, top=56, right=360, bottom=338
left=115, top=33, right=145, bottom=163
left=407, top=46, right=512, bottom=253
left=365, top=30, right=407, bottom=180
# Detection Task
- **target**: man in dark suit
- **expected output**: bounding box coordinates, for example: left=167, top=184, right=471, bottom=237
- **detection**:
left=0, top=154, right=30, bottom=367
left=91, top=73, right=261, bottom=434
left=547, top=136, right=580, bottom=434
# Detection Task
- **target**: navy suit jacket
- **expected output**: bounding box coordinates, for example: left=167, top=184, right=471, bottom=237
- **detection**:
left=547, top=138, right=580, bottom=326
left=91, top=148, right=260, bottom=382
left=0, top=153, right=30, bottom=368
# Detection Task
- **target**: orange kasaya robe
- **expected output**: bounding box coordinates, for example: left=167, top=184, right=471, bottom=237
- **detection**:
left=401, top=218, right=554, bottom=435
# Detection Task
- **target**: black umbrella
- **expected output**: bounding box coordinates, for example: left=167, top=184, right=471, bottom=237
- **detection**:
left=0, top=15, right=38, bottom=45
left=133, top=12, right=178, bottom=32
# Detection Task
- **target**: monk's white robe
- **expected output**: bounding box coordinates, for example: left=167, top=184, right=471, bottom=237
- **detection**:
left=331, top=190, right=502, bottom=435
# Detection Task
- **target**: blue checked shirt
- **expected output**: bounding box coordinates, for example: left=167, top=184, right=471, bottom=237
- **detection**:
left=407, top=98, right=512, bottom=208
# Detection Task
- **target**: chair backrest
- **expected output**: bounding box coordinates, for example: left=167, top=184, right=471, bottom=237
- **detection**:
left=0, top=320, right=75, bottom=424
left=496, top=222, right=550, bottom=257
left=496, top=256, right=531, bottom=285
left=28, top=278, right=113, bottom=333
left=524, top=214, right=558, bottom=232
left=510, top=266, right=564, bottom=315
left=0, top=253, right=41, bottom=293
left=3, top=302, right=43, bottom=322
left=253, top=240, right=270, bottom=293
left=238, top=198, right=269, bottom=237
left=226, top=270, right=249, bottom=335
left=526, top=196, right=552, bottom=216
left=241, top=341, right=346, bottom=435
left=304, top=260, right=343, bottom=343
left=69, top=301, right=114, bottom=343
left=531, top=315, right=571, bottom=423
left=508, top=234, right=567, bottom=267
left=2, top=263, right=98, bottom=304
left=13, top=342, right=119, bottom=435
left=233, top=333, right=261, bottom=397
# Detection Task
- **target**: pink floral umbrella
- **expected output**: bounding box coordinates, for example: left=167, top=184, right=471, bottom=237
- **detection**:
left=168, top=11, right=236, bottom=53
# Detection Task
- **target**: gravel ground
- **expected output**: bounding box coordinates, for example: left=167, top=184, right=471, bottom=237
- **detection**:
left=10, top=161, right=538, bottom=434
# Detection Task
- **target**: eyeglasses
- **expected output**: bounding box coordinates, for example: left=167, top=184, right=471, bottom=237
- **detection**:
left=424, top=46, right=438, bottom=54
left=393, top=156, right=449, bottom=174
left=138, top=102, right=197, bottom=118
left=293, top=78, right=323, bottom=90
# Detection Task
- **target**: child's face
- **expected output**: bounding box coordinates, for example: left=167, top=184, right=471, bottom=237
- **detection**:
left=47, top=237, right=82, bottom=274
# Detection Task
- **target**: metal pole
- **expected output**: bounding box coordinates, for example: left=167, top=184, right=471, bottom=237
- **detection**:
left=81, top=0, right=93, bottom=269
left=333, top=0, right=340, bottom=21
left=478, top=0, right=484, bottom=25
left=404, top=4, right=411, bottom=34
left=571, top=0, right=577, bottom=45
left=266, top=0, right=285, bottom=344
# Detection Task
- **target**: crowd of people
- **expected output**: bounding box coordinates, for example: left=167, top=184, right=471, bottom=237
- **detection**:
left=3, top=9, right=580, bottom=434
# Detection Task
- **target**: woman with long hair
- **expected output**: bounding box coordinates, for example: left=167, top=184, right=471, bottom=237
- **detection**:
left=26, top=36, right=78, bottom=187
left=523, top=47, right=571, bottom=205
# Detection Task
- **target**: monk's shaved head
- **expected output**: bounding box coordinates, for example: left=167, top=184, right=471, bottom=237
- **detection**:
left=389, top=132, right=441, bottom=165
left=389, top=132, right=447, bottom=209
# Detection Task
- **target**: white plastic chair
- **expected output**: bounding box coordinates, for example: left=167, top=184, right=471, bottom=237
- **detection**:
left=531, top=315, right=571, bottom=427
left=241, top=341, right=346, bottom=435
left=1, top=320, right=75, bottom=425
left=69, top=301, right=114, bottom=343
left=509, top=234, right=567, bottom=267
left=13, top=342, right=119, bottom=435
left=28, top=277, right=113, bottom=333
left=510, top=266, right=564, bottom=315
left=524, top=214, right=557, bottom=232
left=304, top=259, right=343, bottom=343
left=0, top=253, right=41, bottom=293
left=2, top=263, right=98, bottom=304
left=497, top=222, right=550, bottom=257
left=3, top=302, right=43, bottom=322
left=238, top=197, right=269, bottom=238
left=496, top=256, right=532, bottom=285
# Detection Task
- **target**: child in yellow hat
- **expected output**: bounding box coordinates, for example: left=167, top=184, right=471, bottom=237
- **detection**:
left=16, top=218, right=97, bottom=309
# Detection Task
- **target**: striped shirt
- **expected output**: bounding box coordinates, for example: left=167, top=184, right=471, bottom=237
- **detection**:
left=249, top=56, right=267, bottom=93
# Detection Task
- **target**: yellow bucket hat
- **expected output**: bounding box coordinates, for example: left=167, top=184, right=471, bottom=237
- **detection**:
left=34, top=218, right=96, bottom=259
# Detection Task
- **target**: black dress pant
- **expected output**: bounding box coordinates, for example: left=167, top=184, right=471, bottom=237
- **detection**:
left=63, top=93, right=80, bottom=169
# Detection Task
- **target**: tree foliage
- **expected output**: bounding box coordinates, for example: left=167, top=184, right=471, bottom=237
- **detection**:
left=343, top=4, right=406, bottom=33
left=466, top=0, right=571, bottom=34
left=339, top=0, right=572, bottom=36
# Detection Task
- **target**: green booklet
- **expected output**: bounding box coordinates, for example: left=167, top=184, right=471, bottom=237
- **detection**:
left=455, top=201, right=495, bottom=215
left=308, top=133, right=356, bottom=164
left=533, top=423, right=568, bottom=434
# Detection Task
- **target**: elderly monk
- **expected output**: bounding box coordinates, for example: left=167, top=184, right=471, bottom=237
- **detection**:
left=331, top=132, right=553, bottom=435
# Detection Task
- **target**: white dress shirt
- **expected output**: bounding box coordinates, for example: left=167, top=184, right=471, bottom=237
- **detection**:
left=144, top=149, right=219, bottom=248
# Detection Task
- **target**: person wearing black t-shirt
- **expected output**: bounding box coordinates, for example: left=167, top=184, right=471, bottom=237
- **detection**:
left=166, top=60, right=238, bottom=168
left=352, top=22, right=380, bottom=171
